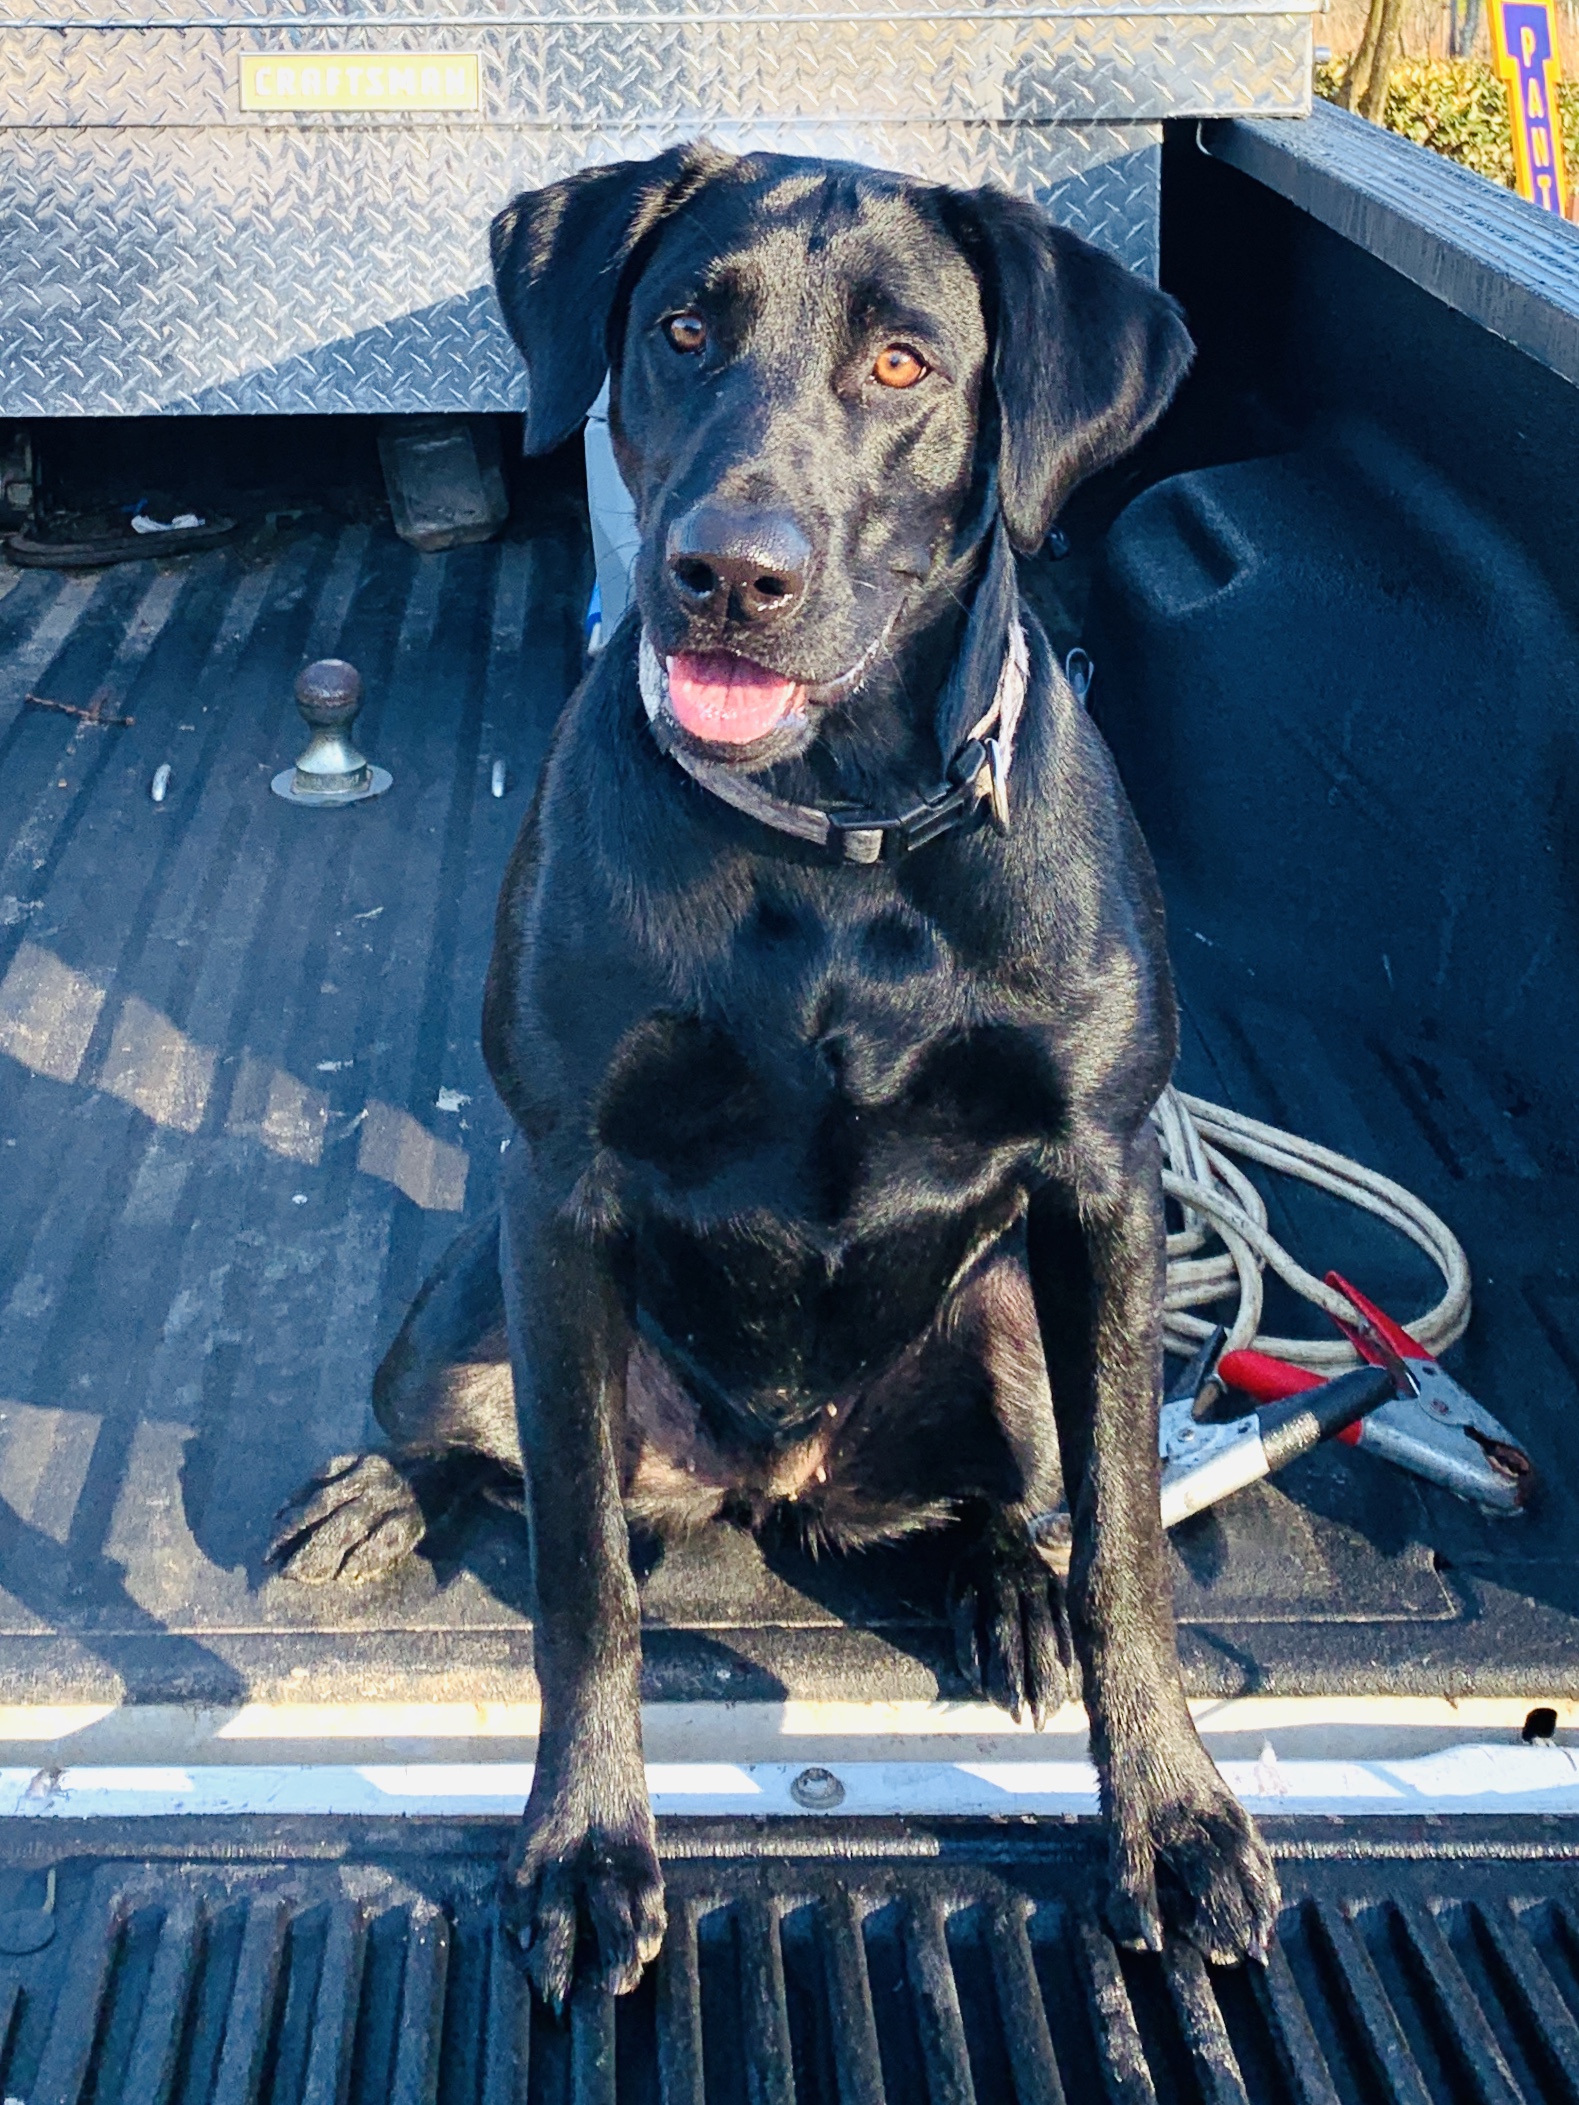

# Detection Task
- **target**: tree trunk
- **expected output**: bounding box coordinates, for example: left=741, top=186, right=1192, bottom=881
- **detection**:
left=1356, top=0, right=1406, bottom=122
left=1338, top=0, right=1406, bottom=119
left=1449, top=0, right=1483, bottom=60
left=1336, top=0, right=1385, bottom=109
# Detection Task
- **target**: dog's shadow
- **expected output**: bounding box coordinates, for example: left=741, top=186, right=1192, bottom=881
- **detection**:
left=648, top=1515, right=963, bottom=1693
left=417, top=1489, right=961, bottom=1693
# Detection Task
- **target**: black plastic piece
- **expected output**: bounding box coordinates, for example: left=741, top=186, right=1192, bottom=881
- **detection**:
left=0, top=1816, right=1576, bottom=2101
left=1260, top=1365, right=1398, bottom=1474
left=1164, top=1323, right=1227, bottom=1414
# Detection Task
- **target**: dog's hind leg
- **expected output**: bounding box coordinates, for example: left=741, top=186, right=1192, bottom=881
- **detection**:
left=372, top=1208, right=520, bottom=1464
left=270, top=1211, right=521, bottom=1583
left=810, top=1240, right=1074, bottom=1727
left=939, top=1244, right=1075, bottom=1729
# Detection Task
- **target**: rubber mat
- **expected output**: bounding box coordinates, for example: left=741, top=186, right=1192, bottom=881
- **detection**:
left=0, top=1816, right=1577, bottom=2102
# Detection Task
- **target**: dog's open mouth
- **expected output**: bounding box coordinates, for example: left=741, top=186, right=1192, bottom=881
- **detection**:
left=664, top=652, right=807, bottom=746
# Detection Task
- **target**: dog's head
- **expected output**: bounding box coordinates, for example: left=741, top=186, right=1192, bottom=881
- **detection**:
left=493, top=148, right=1191, bottom=762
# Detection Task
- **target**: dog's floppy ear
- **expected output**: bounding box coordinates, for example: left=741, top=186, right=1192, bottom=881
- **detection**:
left=491, top=144, right=730, bottom=454
left=940, top=186, right=1194, bottom=552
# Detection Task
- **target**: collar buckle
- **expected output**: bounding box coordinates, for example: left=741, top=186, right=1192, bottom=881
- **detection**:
left=828, top=740, right=992, bottom=863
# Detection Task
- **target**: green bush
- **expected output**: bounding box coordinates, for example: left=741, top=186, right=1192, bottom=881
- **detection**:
left=1315, top=57, right=1579, bottom=196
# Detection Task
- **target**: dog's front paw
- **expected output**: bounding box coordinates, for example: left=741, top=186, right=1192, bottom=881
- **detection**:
left=948, top=1530, right=1074, bottom=1727
left=267, top=1452, right=425, bottom=1583
left=1107, top=1770, right=1280, bottom=1965
left=503, top=1792, right=666, bottom=2012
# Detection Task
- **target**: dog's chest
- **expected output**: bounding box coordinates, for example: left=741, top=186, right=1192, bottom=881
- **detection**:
left=593, top=960, right=1063, bottom=1229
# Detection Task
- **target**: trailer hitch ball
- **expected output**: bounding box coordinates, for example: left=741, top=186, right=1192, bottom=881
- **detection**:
left=272, top=657, right=392, bottom=807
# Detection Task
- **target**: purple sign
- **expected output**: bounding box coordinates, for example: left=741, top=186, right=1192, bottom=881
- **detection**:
left=1490, top=0, right=1571, bottom=217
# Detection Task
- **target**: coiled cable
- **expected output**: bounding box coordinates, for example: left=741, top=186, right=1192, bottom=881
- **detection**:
left=1153, top=1087, right=1472, bottom=1371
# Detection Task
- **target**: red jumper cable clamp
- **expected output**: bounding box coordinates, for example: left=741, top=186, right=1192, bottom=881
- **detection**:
left=1219, top=1274, right=1534, bottom=1516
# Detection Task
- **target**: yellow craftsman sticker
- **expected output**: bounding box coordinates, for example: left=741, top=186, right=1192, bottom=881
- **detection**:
left=239, top=52, right=482, bottom=112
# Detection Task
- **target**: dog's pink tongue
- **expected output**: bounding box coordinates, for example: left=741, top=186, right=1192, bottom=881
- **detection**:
left=666, top=652, right=803, bottom=744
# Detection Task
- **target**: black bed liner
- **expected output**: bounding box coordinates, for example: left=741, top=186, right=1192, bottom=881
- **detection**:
left=0, top=500, right=1576, bottom=1710
left=0, top=1815, right=1577, bottom=2102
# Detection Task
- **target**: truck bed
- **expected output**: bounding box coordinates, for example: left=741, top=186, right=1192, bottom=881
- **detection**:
left=2, top=99, right=1578, bottom=2105
left=0, top=496, right=1573, bottom=1721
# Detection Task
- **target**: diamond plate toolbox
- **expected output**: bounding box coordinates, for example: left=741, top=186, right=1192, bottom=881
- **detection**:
left=0, top=0, right=1313, bottom=416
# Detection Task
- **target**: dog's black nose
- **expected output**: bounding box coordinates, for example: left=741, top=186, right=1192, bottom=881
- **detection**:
left=666, top=505, right=810, bottom=624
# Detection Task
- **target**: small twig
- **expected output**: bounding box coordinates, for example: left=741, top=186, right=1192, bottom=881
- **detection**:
left=25, top=689, right=134, bottom=728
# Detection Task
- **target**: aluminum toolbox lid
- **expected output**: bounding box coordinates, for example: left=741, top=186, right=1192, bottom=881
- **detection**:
left=0, top=0, right=1311, bottom=413
left=0, top=0, right=1316, bottom=132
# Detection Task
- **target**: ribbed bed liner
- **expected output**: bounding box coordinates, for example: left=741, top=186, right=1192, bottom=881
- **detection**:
left=0, top=1817, right=1577, bottom=2102
left=0, top=521, right=1576, bottom=1707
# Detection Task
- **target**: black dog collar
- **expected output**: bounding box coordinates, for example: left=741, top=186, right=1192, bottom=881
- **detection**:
left=637, top=615, right=1028, bottom=866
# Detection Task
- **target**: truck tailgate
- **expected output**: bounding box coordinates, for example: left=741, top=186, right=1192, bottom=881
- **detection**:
left=0, top=1814, right=1575, bottom=2100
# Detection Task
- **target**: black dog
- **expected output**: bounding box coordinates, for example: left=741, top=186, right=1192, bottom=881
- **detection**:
left=272, top=144, right=1279, bottom=2008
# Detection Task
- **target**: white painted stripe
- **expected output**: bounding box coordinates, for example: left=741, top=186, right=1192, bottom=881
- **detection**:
left=2, top=1747, right=1577, bottom=1822
left=0, top=1684, right=1574, bottom=1768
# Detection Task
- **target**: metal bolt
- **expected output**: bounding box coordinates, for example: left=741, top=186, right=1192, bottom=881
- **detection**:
left=272, top=658, right=391, bottom=807
left=789, top=1766, right=845, bottom=1810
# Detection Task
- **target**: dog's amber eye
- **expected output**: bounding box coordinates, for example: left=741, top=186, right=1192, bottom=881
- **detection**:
left=665, top=311, right=708, bottom=354
left=873, top=345, right=928, bottom=389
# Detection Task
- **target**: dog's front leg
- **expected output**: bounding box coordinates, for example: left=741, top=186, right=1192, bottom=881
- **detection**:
left=1028, top=1130, right=1280, bottom=1964
left=498, top=1161, right=663, bottom=2010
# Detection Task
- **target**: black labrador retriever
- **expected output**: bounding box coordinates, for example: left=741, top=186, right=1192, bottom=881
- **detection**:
left=272, top=144, right=1279, bottom=2008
